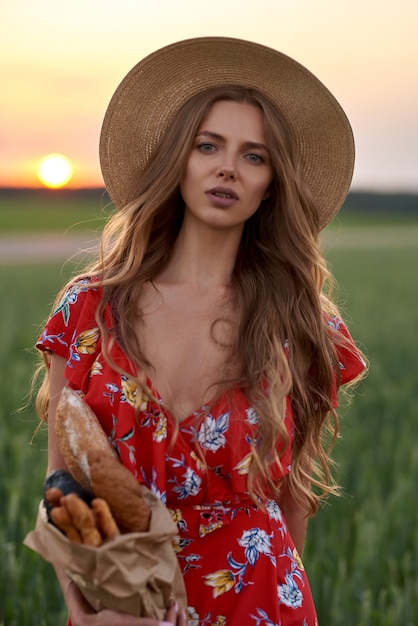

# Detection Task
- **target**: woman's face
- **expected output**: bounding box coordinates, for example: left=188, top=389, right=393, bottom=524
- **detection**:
left=180, top=100, right=273, bottom=234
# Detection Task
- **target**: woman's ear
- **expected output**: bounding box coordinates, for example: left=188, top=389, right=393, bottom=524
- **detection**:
left=262, top=181, right=274, bottom=201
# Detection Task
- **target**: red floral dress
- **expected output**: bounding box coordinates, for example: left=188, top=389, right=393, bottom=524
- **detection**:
left=37, top=278, right=365, bottom=626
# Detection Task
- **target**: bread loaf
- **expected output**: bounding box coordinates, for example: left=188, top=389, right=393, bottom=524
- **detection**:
left=55, top=386, right=150, bottom=533
left=88, top=449, right=150, bottom=533
left=55, top=386, right=117, bottom=489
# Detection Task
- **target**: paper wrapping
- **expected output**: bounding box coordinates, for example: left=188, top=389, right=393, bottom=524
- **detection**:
left=24, top=490, right=187, bottom=619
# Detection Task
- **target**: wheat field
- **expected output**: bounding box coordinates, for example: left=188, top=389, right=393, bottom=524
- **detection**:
left=1, top=217, right=417, bottom=625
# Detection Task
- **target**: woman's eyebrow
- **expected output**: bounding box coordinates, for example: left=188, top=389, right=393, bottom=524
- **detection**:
left=196, top=130, right=224, bottom=141
left=196, top=130, right=270, bottom=152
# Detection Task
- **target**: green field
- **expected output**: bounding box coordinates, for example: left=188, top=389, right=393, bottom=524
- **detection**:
left=1, top=196, right=418, bottom=625
left=0, top=189, right=113, bottom=233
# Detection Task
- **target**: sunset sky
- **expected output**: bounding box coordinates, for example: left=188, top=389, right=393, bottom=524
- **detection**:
left=2, top=0, right=417, bottom=191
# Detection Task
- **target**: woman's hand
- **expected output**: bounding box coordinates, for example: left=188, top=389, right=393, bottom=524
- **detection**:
left=161, top=602, right=187, bottom=626
left=276, top=476, right=309, bottom=557
left=65, top=577, right=187, bottom=626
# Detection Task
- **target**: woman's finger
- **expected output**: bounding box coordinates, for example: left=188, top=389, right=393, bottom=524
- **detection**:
left=177, top=607, right=188, bottom=626
left=163, top=601, right=187, bottom=626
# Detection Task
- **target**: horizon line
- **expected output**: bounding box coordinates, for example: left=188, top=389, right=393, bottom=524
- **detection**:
left=0, top=186, right=417, bottom=197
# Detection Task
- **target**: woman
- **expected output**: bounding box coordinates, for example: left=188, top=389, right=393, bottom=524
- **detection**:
left=35, top=38, right=366, bottom=625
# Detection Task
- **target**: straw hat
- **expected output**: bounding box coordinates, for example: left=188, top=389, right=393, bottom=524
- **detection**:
left=100, top=37, right=354, bottom=228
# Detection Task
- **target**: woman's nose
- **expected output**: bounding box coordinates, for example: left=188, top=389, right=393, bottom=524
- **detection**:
left=217, top=164, right=236, bottom=181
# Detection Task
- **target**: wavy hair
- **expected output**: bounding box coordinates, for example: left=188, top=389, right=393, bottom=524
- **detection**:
left=36, top=85, right=366, bottom=515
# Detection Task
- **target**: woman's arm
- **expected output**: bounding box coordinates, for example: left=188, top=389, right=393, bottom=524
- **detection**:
left=47, top=353, right=68, bottom=473
left=46, top=354, right=186, bottom=626
left=277, top=476, right=309, bottom=557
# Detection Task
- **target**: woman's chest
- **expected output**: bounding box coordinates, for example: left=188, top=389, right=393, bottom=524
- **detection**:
left=135, top=284, right=238, bottom=422
left=83, top=362, right=257, bottom=494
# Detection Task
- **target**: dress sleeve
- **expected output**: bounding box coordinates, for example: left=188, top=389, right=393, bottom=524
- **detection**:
left=36, top=277, right=103, bottom=391
left=327, top=315, right=366, bottom=407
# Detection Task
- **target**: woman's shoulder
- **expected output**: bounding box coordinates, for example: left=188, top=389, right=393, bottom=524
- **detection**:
left=326, top=314, right=366, bottom=386
left=50, top=275, right=103, bottom=326
left=36, top=275, right=104, bottom=358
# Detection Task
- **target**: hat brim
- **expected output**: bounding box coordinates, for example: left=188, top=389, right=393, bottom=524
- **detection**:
left=99, top=37, right=354, bottom=228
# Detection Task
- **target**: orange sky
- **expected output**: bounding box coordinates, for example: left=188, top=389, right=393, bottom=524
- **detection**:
left=2, top=0, right=418, bottom=191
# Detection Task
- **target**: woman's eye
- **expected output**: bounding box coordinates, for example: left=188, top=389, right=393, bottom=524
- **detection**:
left=246, top=153, right=264, bottom=164
left=197, top=143, right=216, bottom=153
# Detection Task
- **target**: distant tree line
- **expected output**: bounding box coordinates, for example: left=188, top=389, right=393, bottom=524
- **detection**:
left=0, top=187, right=417, bottom=213
left=343, top=191, right=418, bottom=214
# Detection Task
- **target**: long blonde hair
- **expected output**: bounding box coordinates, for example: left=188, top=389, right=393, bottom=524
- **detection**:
left=36, top=85, right=365, bottom=514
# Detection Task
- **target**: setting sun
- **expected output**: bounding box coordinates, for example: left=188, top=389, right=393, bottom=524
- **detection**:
left=37, top=153, right=73, bottom=188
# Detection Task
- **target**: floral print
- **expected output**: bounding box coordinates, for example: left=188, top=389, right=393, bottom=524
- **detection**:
left=37, top=278, right=365, bottom=625
left=195, top=411, right=230, bottom=451
left=74, top=327, right=100, bottom=354
left=204, top=569, right=235, bottom=597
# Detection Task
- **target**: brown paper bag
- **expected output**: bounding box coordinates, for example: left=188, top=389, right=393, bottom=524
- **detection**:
left=24, top=490, right=187, bottom=619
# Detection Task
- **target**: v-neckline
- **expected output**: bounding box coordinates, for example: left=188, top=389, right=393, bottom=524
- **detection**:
left=146, top=376, right=225, bottom=425
left=108, top=302, right=234, bottom=424
left=144, top=371, right=248, bottom=427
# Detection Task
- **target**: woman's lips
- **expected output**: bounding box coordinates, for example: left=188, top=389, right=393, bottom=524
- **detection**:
left=206, top=187, right=239, bottom=207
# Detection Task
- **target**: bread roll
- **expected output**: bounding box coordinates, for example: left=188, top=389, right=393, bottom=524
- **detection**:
left=50, top=504, right=83, bottom=544
left=44, top=486, right=63, bottom=509
left=92, top=498, right=121, bottom=540
left=62, top=494, right=103, bottom=546
left=55, top=386, right=117, bottom=489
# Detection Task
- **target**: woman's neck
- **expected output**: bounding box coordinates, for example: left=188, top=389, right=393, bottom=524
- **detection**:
left=157, top=219, right=242, bottom=290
